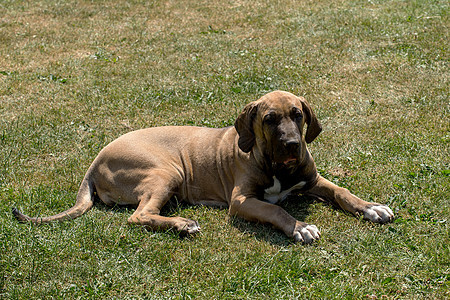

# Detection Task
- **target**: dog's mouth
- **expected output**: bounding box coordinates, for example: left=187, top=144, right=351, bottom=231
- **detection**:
left=272, top=155, right=300, bottom=171
left=272, top=142, right=301, bottom=167
left=283, top=157, right=297, bottom=165
left=282, top=157, right=298, bottom=166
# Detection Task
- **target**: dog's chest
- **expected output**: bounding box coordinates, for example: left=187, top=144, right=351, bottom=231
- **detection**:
left=263, top=176, right=306, bottom=204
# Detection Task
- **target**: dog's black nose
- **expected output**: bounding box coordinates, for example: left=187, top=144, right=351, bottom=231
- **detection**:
left=284, top=139, right=300, bottom=150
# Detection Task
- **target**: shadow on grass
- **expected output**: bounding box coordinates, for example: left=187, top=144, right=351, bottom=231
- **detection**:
left=91, top=193, right=331, bottom=245
left=229, top=195, right=323, bottom=247
left=91, top=196, right=206, bottom=240
left=92, top=196, right=136, bottom=214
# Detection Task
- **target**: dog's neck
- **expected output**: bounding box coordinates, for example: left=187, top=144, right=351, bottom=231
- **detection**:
left=271, top=152, right=318, bottom=192
left=249, top=143, right=318, bottom=194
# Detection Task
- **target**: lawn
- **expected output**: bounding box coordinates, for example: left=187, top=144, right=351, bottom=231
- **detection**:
left=0, top=0, right=448, bottom=298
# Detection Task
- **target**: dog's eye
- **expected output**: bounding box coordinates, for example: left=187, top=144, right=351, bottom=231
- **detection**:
left=263, top=113, right=276, bottom=125
left=292, top=110, right=303, bottom=121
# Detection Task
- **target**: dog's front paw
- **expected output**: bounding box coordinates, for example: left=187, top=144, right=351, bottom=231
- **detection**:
left=293, top=222, right=320, bottom=244
left=175, top=217, right=201, bottom=235
left=362, top=204, right=394, bottom=224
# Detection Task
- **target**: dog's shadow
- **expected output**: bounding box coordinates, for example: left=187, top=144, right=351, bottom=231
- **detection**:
left=92, top=194, right=321, bottom=246
left=229, top=195, right=320, bottom=246
left=92, top=198, right=136, bottom=216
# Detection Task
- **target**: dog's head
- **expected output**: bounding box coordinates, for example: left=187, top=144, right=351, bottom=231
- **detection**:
left=235, top=91, right=322, bottom=167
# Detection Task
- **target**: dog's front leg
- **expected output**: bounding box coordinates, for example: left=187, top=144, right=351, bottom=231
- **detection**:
left=306, top=175, right=394, bottom=223
left=229, top=194, right=320, bottom=244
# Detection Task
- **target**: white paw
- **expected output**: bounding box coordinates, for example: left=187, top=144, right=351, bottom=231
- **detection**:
left=363, top=204, right=394, bottom=223
left=293, top=224, right=321, bottom=244
left=177, top=219, right=201, bottom=235
left=186, top=222, right=201, bottom=234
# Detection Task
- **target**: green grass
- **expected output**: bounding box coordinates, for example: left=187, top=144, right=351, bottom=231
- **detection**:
left=1, top=0, right=448, bottom=298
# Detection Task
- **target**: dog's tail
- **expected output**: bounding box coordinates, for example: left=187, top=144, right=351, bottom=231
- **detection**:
left=12, top=173, right=95, bottom=224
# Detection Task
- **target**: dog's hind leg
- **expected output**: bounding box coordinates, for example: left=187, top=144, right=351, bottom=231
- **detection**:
left=128, top=197, right=201, bottom=235
left=127, top=173, right=200, bottom=235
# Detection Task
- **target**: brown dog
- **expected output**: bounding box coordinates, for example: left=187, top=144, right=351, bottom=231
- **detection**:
left=13, top=91, right=394, bottom=243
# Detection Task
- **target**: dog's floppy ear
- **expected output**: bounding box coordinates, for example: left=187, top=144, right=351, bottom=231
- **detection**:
left=300, top=98, right=322, bottom=143
left=235, top=102, right=259, bottom=153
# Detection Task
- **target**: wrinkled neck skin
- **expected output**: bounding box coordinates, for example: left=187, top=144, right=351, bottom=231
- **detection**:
left=252, top=141, right=273, bottom=176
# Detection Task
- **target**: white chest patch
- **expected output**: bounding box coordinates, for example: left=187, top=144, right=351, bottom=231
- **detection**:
left=264, top=176, right=306, bottom=204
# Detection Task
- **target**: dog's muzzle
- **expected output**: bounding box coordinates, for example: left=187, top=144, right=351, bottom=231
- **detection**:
left=280, top=139, right=301, bottom=166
